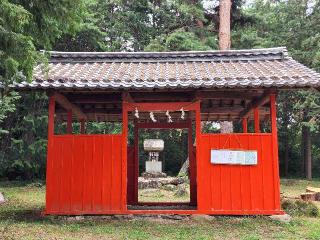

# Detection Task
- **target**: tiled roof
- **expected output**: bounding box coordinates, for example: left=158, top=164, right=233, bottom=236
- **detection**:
left=12, top=47, right=320, bottom=90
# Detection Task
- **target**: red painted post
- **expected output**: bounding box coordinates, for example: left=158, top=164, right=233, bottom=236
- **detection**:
left=45, top=95, right=55, bottom=214
left=67, top=110, right=72, bottom=134
left=242, top=118, right=248, bottom=133
left=195, top=100, right=201, bottom=209
left=80, top=119, right=85, bottom=134
left=121, top=101, right=128, bottom=210
left=188, top=119, right=197, bottom=205
left=133, top=120, right=139, bottom=204
left=254, top=108, right=260, bottom=133
left=48, top=96, right=55, bottom=138
left=270, top=94, right=281, bottom=210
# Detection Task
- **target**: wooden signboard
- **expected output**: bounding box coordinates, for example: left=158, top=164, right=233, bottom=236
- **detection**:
left=210, top=150, right=257, bottom=165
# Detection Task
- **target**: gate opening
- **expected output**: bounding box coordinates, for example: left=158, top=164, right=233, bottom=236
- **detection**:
left=137, top=128, right=191, bottom=204
left=125, top=105, right=198, bottom=210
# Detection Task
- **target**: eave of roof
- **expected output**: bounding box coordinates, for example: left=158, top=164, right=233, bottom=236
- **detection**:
left=11, top=47, right=320, bottom=90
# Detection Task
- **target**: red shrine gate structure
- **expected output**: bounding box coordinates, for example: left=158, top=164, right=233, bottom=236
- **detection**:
left=14, top=47, right=320, bottom=215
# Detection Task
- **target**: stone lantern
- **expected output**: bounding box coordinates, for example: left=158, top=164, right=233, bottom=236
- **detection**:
left=143, top=139, right=164, bottom=174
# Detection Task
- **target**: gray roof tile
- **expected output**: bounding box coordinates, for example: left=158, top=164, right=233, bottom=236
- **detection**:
left=11, top=47, right=320, bottom=90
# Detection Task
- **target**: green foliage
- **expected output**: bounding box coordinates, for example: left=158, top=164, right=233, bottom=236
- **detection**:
left=165, top=30, right=210, bottom=51
left=0, top=91, right=20, bottom=132
left=0, top=0, right=320, bottom=180
left=0, top=93, right=48, bottom=180
left=146, top=29, right=211, bottom=51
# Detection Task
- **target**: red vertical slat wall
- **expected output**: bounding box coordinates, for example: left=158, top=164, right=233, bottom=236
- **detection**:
left=45, top=134, right=124, bottom=215
left=197, top=133, right=282, bottom=214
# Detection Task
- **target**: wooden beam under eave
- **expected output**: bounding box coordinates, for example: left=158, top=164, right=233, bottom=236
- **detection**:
left=195, top=91, right=262, bottom=100
left=122, top=91, right=134, bottom=102
left=53, top=92, right=87, bottom=120
left=239, top=90, right=275, bottom=119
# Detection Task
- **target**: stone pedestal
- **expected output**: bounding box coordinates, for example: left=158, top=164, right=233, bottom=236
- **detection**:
left=146, top=161, right=162, bottom=173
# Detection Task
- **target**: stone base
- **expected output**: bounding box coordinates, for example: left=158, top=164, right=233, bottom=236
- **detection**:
left=141, top=172, right=167, bottom=179
left=138, top=176, right=186, bottom=189
left=146, top=161, right=162, bottom=173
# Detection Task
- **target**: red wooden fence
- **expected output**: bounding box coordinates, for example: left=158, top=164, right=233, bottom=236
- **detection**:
left=197, top=133, right=282, bottom=214
left=45, top=134, right=124, bottom=215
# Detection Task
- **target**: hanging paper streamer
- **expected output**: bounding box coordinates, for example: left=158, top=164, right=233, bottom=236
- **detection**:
left=134, top=107, right=139, bottom=118
left=150, top=111, right=157, bottom=122
left=165, top=110, right=173, bottom=123
left=180, top=107, right=185, bottom=119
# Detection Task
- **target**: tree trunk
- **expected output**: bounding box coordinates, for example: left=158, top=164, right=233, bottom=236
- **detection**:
left=218, top=0, right=232, bottom=50
left=301, top=128, right=305, bottom=177
left=284, top=133, right=289, bottom=176
left=302, top=125, right=312, bottom=180
left=218, top=0, right=233, bottom=132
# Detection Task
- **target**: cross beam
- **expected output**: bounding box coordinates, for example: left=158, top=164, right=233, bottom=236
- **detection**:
left=239, top=90, right=275, bottom=119
left=53, top=92, right=87, bottom=120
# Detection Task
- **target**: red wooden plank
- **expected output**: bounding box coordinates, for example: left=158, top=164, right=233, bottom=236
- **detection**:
left=59, top=137, right=72, bottom=212
left=83, top=137, right=94, bottom=212
left=102, top=136, right=112, bottom=211
left=249, top=135, right=264, bottom=210
left=212, top=135, right=222, bottom=210
left=261, top=135, right=274, bottom=210
left=50, top=137, right=61, bottom=212
left=218, top=135, right=231, bottom=210
left=92, top=136, right=103, bottom=211
left=111, top=136, right=122, bottom=210
left=241, top=135, right=252, bottom=210
left=229, top=135, right=242, bottom=211
left=198, top=135, right=211, bottom=211
left=71, top=136, right=85, bottom=212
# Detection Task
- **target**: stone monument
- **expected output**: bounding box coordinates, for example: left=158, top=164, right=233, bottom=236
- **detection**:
left=142, top=139, right=166, bottom=178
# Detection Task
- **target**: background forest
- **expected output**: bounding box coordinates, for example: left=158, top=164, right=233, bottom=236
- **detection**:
left=0, top=0, right=320, bottom=180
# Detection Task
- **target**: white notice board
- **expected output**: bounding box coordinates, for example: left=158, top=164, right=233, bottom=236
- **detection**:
left=211, top=150, right=257, bottom=165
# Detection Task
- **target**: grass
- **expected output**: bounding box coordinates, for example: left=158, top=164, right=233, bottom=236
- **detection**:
left=139, top=184, right=190, bottom=202
left=0, top=179, right=319, bottom=239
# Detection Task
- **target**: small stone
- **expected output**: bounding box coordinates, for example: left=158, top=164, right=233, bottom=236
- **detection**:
left=113, top=214, right=134, bottom=220
left=174, top=185, right=188, bottom=197
left=66, top=216, right=85, bottom=221
left=169, top=177, right=185, bottom=186
left=161, top=214, right=188, bottom=220
left=0, top=192, right=6, bottom=204
left=191, top=214, right=216, bottom=221
left=269, top=214, right=291, bottom=223
left=161, top=184, right=176, bottom=191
